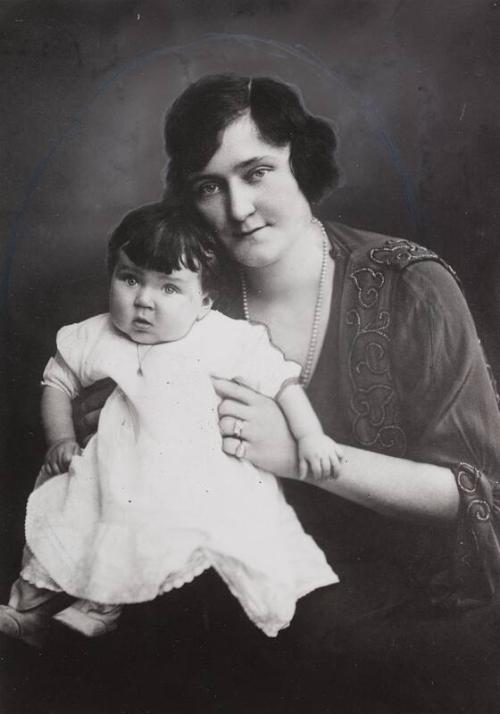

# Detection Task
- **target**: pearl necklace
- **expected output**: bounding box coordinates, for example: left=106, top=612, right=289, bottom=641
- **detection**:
left=241, top=219, right=329, bottom=387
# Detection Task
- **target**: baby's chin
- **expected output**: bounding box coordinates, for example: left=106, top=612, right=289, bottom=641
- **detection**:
left=117, top=326, right=185, bottom=345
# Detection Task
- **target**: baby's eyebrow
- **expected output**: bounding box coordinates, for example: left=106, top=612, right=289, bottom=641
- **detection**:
left=162, top=273, right=189, bottom=284
left=116, top=263, right=141, bottom=274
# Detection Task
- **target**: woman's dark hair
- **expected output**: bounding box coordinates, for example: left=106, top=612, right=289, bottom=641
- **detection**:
left=164, top=74, right=339, bottom=204
left=107, top=201, right=220, bottom=295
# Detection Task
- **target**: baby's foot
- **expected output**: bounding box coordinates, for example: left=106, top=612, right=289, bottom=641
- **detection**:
left=54, top=600, right=122, bottom=637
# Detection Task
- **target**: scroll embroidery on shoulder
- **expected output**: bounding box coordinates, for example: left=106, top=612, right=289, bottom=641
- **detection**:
left=370, top=238, right=438, bottom=268
left=370, top=238, right=460, bottom=285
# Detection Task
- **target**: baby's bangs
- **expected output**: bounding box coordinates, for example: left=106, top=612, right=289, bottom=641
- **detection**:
left=122, top=220, right=212, bottom=278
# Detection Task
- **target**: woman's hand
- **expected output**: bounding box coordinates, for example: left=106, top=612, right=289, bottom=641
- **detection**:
left=72, top=378, right=116, bottom=446
left=211, top=376, right=299, bottom=479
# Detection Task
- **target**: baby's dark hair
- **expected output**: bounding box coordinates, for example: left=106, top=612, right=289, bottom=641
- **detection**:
left=107, top=202, right=220, bottom=296
left=164, top=74, right=339, bottom=204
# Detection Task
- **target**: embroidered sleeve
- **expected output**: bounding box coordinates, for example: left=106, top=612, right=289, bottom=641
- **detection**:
left=391, top=260, right=500, bottom=606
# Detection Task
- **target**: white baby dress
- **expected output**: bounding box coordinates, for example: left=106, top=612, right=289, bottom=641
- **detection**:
left=23, top=311, right=338, bottom=636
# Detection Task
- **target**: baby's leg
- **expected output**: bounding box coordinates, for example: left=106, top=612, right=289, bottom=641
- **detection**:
left=54, top=599, right=123, bottom=637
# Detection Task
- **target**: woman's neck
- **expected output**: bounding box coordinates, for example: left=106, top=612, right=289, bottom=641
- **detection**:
left=243, top=219, right=326, bottom=302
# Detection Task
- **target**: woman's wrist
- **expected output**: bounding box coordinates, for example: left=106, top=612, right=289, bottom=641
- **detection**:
left=270, top=434, right=300, bottom=480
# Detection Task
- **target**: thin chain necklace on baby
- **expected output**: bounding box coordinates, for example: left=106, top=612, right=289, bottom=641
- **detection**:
left=136, top=344, right=154, bottom=375
left=240, top=218, right=329, bottom=387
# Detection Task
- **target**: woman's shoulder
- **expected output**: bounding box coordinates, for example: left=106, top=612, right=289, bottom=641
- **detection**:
left=325, top=220, right=460, bottom=295
left=325, top=221, right=456, bottom=278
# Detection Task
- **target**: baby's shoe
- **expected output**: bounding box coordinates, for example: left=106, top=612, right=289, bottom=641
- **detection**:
left=53, top=599, right=122, bottom=637
left=0, top=604, right=49, bottom=648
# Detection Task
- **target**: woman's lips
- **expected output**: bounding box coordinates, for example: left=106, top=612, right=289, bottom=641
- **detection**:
left=234, top=225, right=266, bottom=238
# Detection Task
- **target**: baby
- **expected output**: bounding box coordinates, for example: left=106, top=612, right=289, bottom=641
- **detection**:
left=0, top=202, right=341, bottom=645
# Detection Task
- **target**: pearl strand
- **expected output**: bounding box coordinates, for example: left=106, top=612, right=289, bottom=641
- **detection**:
left=241, top=219, right=329, bottom=387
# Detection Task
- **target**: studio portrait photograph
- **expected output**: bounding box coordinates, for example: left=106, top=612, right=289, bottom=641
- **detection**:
left=2, top=1, right=500, bottom=712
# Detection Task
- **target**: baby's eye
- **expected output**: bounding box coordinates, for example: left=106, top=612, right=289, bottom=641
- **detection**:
left=120, top=275, right=138, bottom=287
left=162, top=284, right=179, bottom=295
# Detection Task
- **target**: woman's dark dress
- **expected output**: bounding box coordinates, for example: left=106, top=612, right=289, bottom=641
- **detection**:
left=203, top=222, right=500, bottom=713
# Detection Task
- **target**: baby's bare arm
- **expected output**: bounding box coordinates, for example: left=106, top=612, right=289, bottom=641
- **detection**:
left=41, top=386, right=80, bottom=475
left=277, top=383, right=343, bottom=480
left=42, top=386, right=76, bottom=446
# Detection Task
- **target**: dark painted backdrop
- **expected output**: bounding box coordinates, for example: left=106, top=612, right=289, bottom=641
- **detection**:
left=2, top=0, right=500, bottom=617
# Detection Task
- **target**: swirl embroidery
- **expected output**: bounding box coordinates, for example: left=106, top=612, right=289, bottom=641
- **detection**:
left=456, top=463, right=481, bottom=494
left=346, top=260, right=407, bottom=456
left=371, top=238, right=461, bottom=284
left=350, top=267, right=385, bottom=309
left=467, top=499, right=491, bottom=522
left=344, top=237, right=467, bottom=457
left=370, top=239, right=438, bottom=268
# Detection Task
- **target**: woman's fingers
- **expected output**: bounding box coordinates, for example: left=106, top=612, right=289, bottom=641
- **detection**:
left=211, top=377, right=257, bottom=405
left=221, top=436, right=248, bottom=458
left=218, top=399, right=252, bottom=421
left=219, top=415, right=248, bottom=437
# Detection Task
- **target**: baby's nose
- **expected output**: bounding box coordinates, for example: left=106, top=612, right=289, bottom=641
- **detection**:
left=134, top=287, right=154, bottom=308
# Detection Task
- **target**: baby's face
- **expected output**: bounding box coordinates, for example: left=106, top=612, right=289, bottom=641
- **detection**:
left=109, top=250, right=211, bottom=344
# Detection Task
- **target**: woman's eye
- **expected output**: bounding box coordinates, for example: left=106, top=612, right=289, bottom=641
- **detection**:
left=162, top=285, right=179, bottom=295
left=248, top=167, right=270, bottom=183
left=197, top=182, right=220, bottom=198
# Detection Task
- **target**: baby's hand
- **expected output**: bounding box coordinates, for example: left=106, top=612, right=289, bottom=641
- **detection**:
left=297, top=433, right=343, bottom=481
left=44, top=438, right=81, bottom=476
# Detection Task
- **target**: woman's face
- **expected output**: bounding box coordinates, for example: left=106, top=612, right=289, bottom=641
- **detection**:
left=188, top=112, right=312, bottom=269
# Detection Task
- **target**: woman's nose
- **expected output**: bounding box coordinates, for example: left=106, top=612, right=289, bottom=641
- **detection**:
left=227, top=182, right=255, bottom=222
left=134, top=287, right=154, bottom=308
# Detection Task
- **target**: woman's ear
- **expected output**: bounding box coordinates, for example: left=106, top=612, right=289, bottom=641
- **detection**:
left=197, top=293, right=213, bottom=320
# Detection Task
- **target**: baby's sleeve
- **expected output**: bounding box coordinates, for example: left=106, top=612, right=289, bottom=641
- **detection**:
left=236, top=322, right=302, bottom=398
left=42, top=352, right=81, bottom=399
left=41, top=322, right=87, bottom=399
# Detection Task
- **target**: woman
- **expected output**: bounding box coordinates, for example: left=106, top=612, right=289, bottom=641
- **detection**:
left=50, top=75, right=500, bottom=710
left=161, top=75, right=500, bottom=712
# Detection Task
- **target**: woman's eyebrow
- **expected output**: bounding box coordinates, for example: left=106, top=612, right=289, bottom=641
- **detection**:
left=234, top=155, right=273, bottom=170
left=190, top=155, right=274, bottom=181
